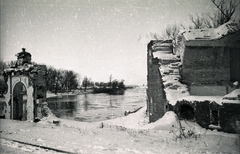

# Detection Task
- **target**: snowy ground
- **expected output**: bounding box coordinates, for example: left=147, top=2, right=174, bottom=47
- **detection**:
left=1, top=105, right=239, bottom=154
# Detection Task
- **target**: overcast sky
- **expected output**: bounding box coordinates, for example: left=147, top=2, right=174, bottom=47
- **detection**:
left=0, top=0, right=216, bottom=85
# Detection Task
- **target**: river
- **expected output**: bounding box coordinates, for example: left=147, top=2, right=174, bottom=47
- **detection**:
left=47, top=86, right=146, bottom=122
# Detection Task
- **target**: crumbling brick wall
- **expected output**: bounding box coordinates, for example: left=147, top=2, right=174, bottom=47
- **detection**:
left=182, top=46, right=230, bottom=86
left=174, top=99, right=240, bottom=133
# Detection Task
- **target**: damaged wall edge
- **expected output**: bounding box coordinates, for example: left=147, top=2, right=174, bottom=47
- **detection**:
left=147, top=40, right=169, bottom=123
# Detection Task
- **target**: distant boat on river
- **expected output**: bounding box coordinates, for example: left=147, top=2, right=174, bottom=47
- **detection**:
left=93, top=87, right=125, bottom=95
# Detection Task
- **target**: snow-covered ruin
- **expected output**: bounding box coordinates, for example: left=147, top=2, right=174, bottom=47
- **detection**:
left=2, top=48, right=47, bottom=121
left=147, top=20, right=240, bottom=133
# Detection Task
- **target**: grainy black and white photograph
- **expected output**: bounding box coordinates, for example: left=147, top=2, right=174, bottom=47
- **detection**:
left=0, top=0, right=240, bottom=153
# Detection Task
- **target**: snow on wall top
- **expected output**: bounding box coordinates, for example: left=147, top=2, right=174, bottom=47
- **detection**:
left=175, top=88, right=240, bottom=105
left=152, top=51, right=177, bottom=60
left=155, top=50, right=190, bottom=106
left=181, top=20, right=240, bottom=41
left=151, top=40, right=173, bottom=51
left=176, top=96, right=223, bottom=105
left=4, top=64, right=34, bottom=74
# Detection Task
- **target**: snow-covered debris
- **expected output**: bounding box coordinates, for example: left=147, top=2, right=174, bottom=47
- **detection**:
left=222, top=89, right=240, bottom=104
left=164, top=85, right=189, bottom=106
left=160, top=64, right=190, bottom=106
left=154, top=49, right=190, bottom=106
left=160, top=65, right=171, bottom=74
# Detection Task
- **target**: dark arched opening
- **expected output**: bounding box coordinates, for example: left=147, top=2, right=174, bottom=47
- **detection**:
left=11, top=82, right=27, bottom=120
left=179, top=104, right=194, bottom=120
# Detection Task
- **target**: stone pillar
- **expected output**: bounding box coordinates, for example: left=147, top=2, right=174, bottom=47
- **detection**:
left=26, top=86, right=34, bottom=121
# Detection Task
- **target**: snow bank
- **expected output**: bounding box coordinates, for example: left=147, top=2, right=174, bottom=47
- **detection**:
left=223, top=89, right=240, bottom=99
left=102, top=105, right=148, bottom=129
left=142, top=111, right=206, bottom=137
left=222, top=89, right=240, bottom=104
left=102, top=107, right=202, bottom=135
left=143, top=111, right=177, bottom=130
left=38, top=115, right=97, bottom=130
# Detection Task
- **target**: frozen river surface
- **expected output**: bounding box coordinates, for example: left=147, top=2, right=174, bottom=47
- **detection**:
left=47, top=87, right=146, bottom=122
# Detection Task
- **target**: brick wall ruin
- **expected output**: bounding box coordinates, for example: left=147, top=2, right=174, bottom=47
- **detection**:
left=146, top=38, right=240, bottom=133
left=182, top=46, right=230, bottom=86
left=177, top=29, right=240, bottom=96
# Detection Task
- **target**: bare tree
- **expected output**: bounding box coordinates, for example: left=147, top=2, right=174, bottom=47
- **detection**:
left=63, top=70, right=79, bottom=92
left=190, top=0, right=239, bottom=29
left=46, top=66, right=80, bottom=93
left=162, top=23, right=181, bottom=40
left=146, top=32, right=163, bottom=41
left=53, top=69, right=62, bottom=94
left=189, top=13, right=212, bottom=29
left=211, top=0, right=239, bottom=24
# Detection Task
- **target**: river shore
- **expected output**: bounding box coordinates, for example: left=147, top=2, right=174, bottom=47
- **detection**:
left=46, top=89, right=95, bottom=99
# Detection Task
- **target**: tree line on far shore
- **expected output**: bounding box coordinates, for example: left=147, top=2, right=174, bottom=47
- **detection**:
left=82, top=75, right=125, bottom=91
left=0, top=61, right=125, bottom=96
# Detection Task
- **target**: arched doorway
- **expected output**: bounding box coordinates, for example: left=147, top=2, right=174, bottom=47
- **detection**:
left=178, top=104, right=194, bottom=120
left=10, top=82, right=27, bottom=120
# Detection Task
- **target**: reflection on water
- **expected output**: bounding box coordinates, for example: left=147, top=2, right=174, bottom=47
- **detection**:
left=83, top=94, right=89, bottom=111
left=47, top=87, right=146, bottom=122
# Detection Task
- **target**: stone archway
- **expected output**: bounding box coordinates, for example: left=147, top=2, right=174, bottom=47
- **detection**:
left=11, top=82, right=27, bottom=120
left=3, top=48, right=47, bottom=121
left=178, top=104, right=194, bottom=120
left=4, top=76, right=34, bottom=121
